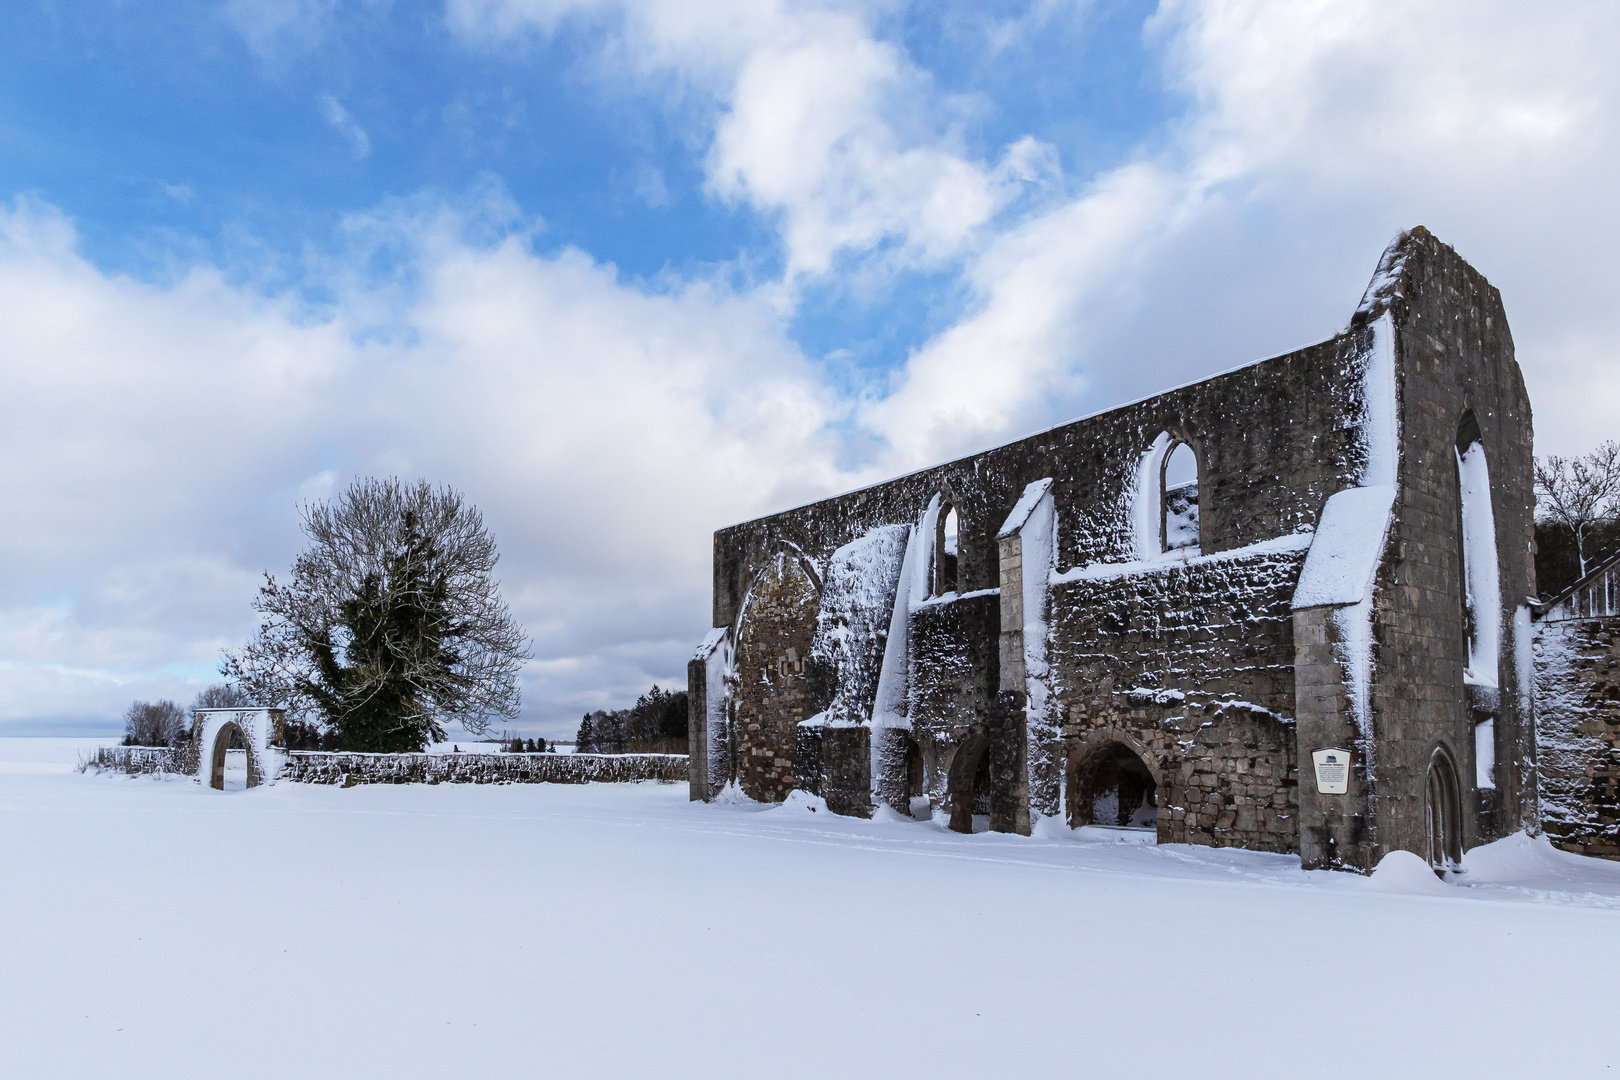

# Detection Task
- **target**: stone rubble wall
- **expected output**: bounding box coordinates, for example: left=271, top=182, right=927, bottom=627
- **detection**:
left=1050, top=545, right=1308, bottom=852
left=87, top=744, right=195, bottom=776
left=729, top=552, right=820, bottom=802
left=280, top=751, right=688, bottom=786
left=1535, top=616, right=1620, bottom=859
left=87, top=746, right=687, bottom=787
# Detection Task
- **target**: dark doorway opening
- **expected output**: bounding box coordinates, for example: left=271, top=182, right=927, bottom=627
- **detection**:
left=902, top=733, right=928, bottom=819
left=947, top=735, right=990, bottom=833
left=1070, top=743, right=1157, bottom=832
left=1426, top=748, right=1463, bottom=874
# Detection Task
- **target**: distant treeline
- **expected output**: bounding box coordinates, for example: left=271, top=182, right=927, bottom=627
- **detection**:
left=576, top=685, right=688, bottom=755
left=500, top=735, right=554, bottom=753
left=122, top=684, right=252, bottom=747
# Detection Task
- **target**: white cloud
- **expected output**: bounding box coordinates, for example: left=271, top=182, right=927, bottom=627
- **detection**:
left=0, top=195, right=857, bottom=734
left=318, top=93, right=372, bottom=160
left=450, top=0, right=1058, bottom=289
left=862, top=0, right=1620, bottom=466
left=222, top=0, right=340, bottom=57
left=15, top=0, right=1620, bottom=735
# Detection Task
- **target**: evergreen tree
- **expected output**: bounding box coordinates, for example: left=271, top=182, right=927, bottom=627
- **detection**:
left=224, top=479, right=531, bottom=753
left=576, top=713, right=595, bottom=754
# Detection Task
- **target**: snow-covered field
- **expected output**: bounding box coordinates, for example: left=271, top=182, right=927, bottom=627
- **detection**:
left=3, top=738, right=1618, bottom=1078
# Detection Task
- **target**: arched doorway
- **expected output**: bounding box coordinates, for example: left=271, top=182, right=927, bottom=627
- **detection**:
left=1425, top=747, right=1463, bottom=873
left=208, top=720, right=260, bottom=791
left=1069, top=742, right=1158, bottom=833
left=946, top=734, right=990, bottom=833
left=902, top=732, right=927, bottom=818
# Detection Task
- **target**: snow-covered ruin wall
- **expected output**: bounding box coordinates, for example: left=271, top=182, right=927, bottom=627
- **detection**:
left=694, top=227, right=1540, bottom=870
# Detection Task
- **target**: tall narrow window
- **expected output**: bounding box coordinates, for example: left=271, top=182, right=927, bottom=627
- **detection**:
left=933, top=502, right=959, bottom=595
left=1455, top=410, right=1500, bottom=791
left=1162, top=442, right=1199, bottom=552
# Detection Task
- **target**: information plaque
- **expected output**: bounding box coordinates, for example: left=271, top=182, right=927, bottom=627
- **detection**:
left=1311, top=747, right=1351, bottom=795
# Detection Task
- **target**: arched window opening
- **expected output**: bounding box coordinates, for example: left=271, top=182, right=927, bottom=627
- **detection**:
left=1425, top=748, right=1463, bottom=874
left=933, top=503, right=959, bottom=596
left=1069, top=743, right=1158, bottom=835
left=1162, top=442, right=1199, bottom=552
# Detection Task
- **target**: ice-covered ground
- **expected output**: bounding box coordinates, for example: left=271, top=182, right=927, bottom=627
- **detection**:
left=3, top=738, right=1618, bottom=1078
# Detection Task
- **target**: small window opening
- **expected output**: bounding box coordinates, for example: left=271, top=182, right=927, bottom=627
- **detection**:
left=933, top=503, right=959, bottom=595
left=1162, top=442, right=1199, bottom=551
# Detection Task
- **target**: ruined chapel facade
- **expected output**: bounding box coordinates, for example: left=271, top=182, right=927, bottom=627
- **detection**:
left=688, top=228, right=1537, bottom=873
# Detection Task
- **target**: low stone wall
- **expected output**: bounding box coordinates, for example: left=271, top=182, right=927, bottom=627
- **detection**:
left=280, top=751, right=688, bottom=786
left=86, top=744, right=196, bottom=776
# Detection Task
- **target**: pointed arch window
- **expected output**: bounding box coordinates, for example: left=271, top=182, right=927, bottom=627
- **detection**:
left=1162, top=441, right=1200, bottom=552
left=932, top=501, right=959, bottom=596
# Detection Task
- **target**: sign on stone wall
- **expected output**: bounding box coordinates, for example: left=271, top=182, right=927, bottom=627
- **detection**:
left=1311, top=747, right=1351, bottom=795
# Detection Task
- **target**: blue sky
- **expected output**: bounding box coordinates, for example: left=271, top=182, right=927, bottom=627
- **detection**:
left=4, top=0, right=1171, bottom=371
left=3, top=0, right=1619, bottom=737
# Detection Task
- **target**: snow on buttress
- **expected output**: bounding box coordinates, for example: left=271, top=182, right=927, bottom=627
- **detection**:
left=1287, top=485, right=1395, bottom=609
left=695, top=627, right=731, bottom=790
left=871, top=495, right=941, bottom=730
left=1291, top=309, right=1399, bottom=759
left=1001, top=479, right=1058, bottom=819
left=809, top=525, right=908, bottom=727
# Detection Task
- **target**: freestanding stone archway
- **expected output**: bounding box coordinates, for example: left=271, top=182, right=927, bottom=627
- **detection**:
left=193, top=708, right=287, bottom=791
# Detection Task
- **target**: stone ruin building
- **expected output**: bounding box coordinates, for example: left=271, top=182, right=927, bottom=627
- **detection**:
left=687, top=226, right=1544, bottom=873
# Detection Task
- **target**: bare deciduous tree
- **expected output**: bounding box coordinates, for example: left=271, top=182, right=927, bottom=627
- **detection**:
left=1536, top=441, right=1620, bottom=576
left=122, top=700, right=187, bottom=747
left=192, top=682, right=253, bottom=710
left=223, top=478, right=532, bottom=753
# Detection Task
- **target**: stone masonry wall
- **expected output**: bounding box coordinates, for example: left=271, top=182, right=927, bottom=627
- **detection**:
left=281, top=752, right=688, bottom=786
left=730, top=552, right=820, bottom=801
left=89, top=745, right=687, bottom=786
left=696, top=227, right=1538, bottom=870
left=1364, top=227, right=1537, bottom=862
left=87, top=745, right=195, bottom=776
left=1535, top=617, right=1620, bottom=859
left=1048, top=544, right=1307, bottom=851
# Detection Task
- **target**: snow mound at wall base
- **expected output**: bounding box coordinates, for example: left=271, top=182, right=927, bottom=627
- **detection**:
left=1368, top=850, right=1451, bottom=893
left=770, top=789, right=829, bottom=815
left=1459, top=830, right=1620, bottom=888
